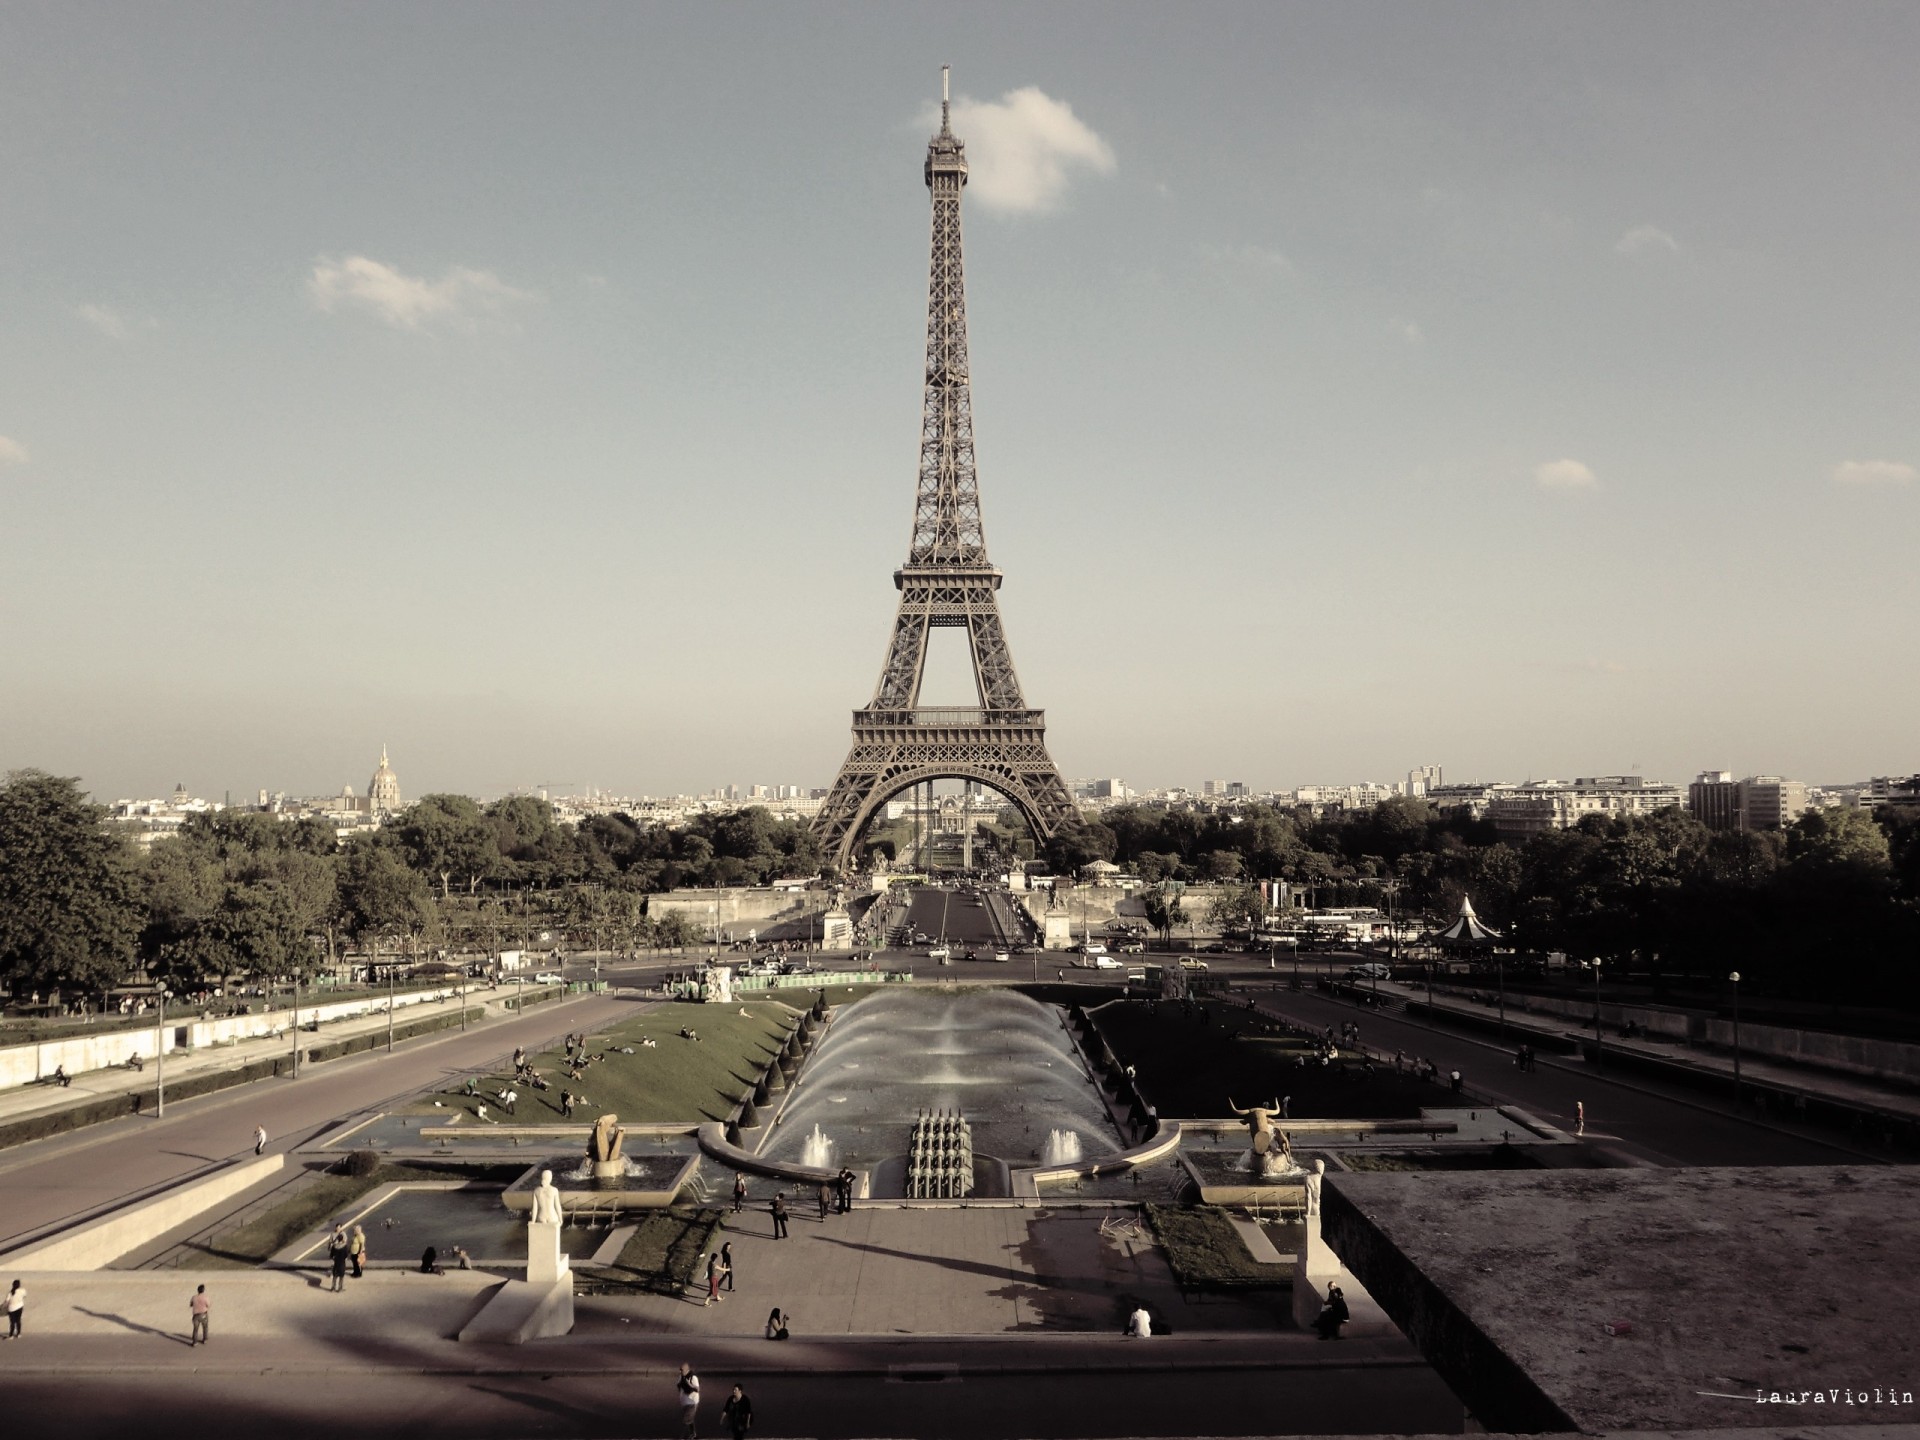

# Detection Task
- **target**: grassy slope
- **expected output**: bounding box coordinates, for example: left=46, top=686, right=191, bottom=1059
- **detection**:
left=1095, top=999, right=1457, bottom=1119
left=1145, top=1203, right=1292, bottom=1286
left=405, top=1002, right=794, bottom=1126
left=576, top=1206, right=726, bottom=1295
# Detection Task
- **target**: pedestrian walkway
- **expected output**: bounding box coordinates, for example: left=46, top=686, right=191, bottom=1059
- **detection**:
left=0, top=987, right=554, bottom=1137
left=591, top=1202, right=1284, bottom=1338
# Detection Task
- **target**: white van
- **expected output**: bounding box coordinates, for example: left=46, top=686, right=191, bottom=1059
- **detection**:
left=927, top=946, right=951, bottom=963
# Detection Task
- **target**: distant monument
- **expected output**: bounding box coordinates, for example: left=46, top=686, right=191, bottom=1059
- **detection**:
left=587, top=1113, right=626, bottom=1179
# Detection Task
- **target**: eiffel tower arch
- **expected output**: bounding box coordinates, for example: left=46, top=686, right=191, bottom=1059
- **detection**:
left=815, top=70, right=1076, bottom=873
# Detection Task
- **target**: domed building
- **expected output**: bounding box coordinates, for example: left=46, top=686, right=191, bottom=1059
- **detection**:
left=368, top=746, right=402, bottom=816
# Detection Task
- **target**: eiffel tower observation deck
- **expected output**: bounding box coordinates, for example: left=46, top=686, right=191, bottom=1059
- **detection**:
left=814, top=69, right=1076, bottom=872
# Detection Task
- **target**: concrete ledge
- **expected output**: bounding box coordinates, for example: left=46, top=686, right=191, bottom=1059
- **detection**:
left=1019, top=1121, right=1184, bottom=1193
left=4, top=1153, right=286, bottom=1270
left=457, top=1278, right=575, bottom=1344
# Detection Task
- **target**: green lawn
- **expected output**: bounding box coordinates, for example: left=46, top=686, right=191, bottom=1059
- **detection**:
left=1145, top=1203, right=1293, bottom=1287
left=406, top=999, right=808, bottom=1125
left=1095, top=999, right=1457, bottom=1119
left=576, top=1206, right=725, bottom=1295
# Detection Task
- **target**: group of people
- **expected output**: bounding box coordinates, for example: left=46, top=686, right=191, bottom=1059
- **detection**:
left=1513, top=1044, right=1539, bottom=1072
left=676, top=1363, right=755, bottom=1440
left=324, top=1225, right=368, bottom=1290
left=701, top=1242, right=736, bottom=1305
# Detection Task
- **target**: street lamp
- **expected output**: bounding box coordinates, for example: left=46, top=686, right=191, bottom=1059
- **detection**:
left=155, top=986, right=167, bottom=1118
left=387, top=957, right=395, bottom=1053
left=1729, top=971, right=1742, bottom=1106
left=1591, top=957, right=1603, bottom=1069
left=1497, top=955, right=1506, bottom=1043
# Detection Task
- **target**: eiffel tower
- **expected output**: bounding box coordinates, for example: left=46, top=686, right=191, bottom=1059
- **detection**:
left=814, top=70, right=1076, bottom=872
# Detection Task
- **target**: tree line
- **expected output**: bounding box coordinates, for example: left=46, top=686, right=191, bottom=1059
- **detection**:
left=1044, top=796, right=1920, bottom=1004
left=0, top=771, right=824, bottom=994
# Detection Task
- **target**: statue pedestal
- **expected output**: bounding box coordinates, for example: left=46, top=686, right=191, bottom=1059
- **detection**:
left=527, top=1220, right=570, bottom=1285
left=1292, top=1210, right=1390, bottom=1336
left=591, top=1159, right=625, bottom=1180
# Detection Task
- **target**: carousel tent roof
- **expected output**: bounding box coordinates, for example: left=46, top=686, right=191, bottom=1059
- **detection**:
left=1435, top=894, right=1502, bottom=946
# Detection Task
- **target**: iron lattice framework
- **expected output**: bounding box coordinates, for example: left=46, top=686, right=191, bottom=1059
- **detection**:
left=815, top=76, right=1075, bottom=871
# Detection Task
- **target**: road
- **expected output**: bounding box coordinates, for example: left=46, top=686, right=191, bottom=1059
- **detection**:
left=0, top=989, right=641, bottom=1249
left=1, top=1346, right=1463, bottom=1438
left=1238, top=981, right=1869, bottom=1167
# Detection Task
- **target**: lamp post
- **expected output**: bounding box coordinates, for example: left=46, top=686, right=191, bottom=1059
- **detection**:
left=1591, top=957, right=1603, bottom=1069
left=292, top=975, right=301, bottom=1078
left=1729, top=971, right=1742, bottom=1106
left=1497, top=956, right=1506, bottom=1043
left=154, top=987, right=166, bottom=1118
left=386, top=955, right=395, bottom=1053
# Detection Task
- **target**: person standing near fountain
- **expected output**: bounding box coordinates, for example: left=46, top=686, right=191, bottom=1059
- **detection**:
left=770, top=1192, right=788, bottom=1239
left=704, top=1251, right=724, bottom=1306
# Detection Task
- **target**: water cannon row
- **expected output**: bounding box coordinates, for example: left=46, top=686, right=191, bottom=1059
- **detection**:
left=906, top=1108, right=975, bottom=1199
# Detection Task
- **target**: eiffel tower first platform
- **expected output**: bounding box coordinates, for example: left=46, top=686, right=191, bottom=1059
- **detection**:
left=814, top=70, right=1076, bottom=872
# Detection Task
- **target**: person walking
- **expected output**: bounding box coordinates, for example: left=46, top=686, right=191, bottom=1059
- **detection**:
left=721, top=1383, right=753, bottom=1440
left=720, top=1241, right=735, bottom=1293
left=349, top=1225, right=368, bottom=1278
left=253, top=1125, right=268, bottom=1156
left=188, top=1284, right=210, bottom=1345
left=816, top=1183, right=831, bottom=1221
left=5, top=1280, right=23, bottom=1338
left=327, top=1229, right=349, bottom=1292
left=732, top=1174, right=747, bottom=1214
left=704, top=1251, right=724, bottom=1306
left=503, top=1087, right=518, bottom=1116
left=1575, top=1100, right=1586, bottom=1136
left=676, top=1362, right=701, bottom=1438
left=770, top=1193, right=788, bottom=1240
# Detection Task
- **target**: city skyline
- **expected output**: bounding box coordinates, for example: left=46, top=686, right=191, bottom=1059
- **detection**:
left=4, top=5, right=1917, bottom=804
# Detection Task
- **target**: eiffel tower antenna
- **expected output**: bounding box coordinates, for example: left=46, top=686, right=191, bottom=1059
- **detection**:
left=814, top=71, right=1076, bottom=873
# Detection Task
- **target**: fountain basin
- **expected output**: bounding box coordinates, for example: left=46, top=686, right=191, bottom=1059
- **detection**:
left=501, top=1154, right=698, bottom=1212
left=1182, top=1148, right=1315, bottom=1207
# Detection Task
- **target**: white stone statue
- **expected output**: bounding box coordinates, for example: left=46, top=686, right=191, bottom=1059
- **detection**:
left=530, top=1168, right=564, bottom=1225
left=1305, top=1157, right=1326, bottom=1217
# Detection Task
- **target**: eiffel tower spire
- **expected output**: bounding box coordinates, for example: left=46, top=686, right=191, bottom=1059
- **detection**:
left=814, top=70, right=1076, bottom=872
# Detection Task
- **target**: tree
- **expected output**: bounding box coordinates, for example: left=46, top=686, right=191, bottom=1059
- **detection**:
left=1140, top=886, right=1186, bottom=947
left=0, top=770, right=142, bottom=989
left=398, top=794, right=500, bottom=898
left=337, top=837, right=435, bottom=974
left=1204, top=881, right=1266, bottom=932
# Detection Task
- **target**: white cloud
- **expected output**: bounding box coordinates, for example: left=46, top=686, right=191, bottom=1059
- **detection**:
left=308, top=255, right=534, bottom=330
left=1615, top=224, right=1680, bottom=256
left=1534, top=458, right=1599, bottom=491
left=1830, top=459, right=1916, bottom=487
left=0, top=436, right=29, bottom=466
left=76, top=303, right=130, bottom=340
left=941, top=87, right=1116, bottom=215
left=1195, top=243, right=1294, bottom=276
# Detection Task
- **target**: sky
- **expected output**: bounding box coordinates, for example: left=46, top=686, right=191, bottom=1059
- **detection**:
left=2, top=2, right=1916, bottom=804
